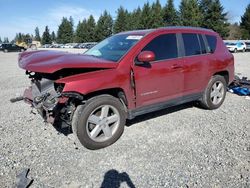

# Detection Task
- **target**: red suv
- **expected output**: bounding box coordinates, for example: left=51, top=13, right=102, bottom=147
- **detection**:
left=18, top=27, right=234, bottom=150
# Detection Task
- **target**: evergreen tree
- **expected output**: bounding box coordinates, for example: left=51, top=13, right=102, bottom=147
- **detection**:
left=163, top=0, right=179, bottom=26
left=51, top=31, right=56, bottom=42
left=200, top=0, right=229, bottom=38
left=42, top=26, right=52, bottom=44
left=57, top=17, right=74, bottom=43
left=140, top=2, right=152, bottom=29
left=4, top=37, right=9, bottom=43
left=34, top=27, right=41, bottom=41
left=75, top=19, right=91, bottom=43
left=240, top=4, right=250, bottom=39
left=85, top=15, right=96, bottom=42
left=151, top=0, right=164, bottom=28
left=69, top=16, right=74, bottom=27
left=128, top=7, right=142, bottom=30
left=17, top=33, right=23, bottom=43
left=113, top=6, right=130, bottom=33
left=95, top=10, right=113, bottom=41
left=75, top=21, right=84, bottom=43
left=0, top=37, right=2, bottom=43
left=179, top=0, right=203, bottom=27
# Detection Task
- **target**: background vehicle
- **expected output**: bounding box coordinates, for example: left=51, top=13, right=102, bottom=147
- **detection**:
left=0, top=43, right=26, bottom=52
left=245, top=42, right=250, bottom=51
left=18, top=27, right=234, bottom=150
left=225, top=41, right=246, bottom=53
left=85, top=42, right=97, bottom=49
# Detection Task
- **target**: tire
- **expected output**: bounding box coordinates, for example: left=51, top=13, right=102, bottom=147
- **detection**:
left=72, top=94, right=126, bottom=150
left=4, top=49, right=8, bottom=53
left=199, top=75, right=227, bottom=110
left=234, top=48, right=237, bottom=53
left=242, top=48, right=246, bottom=53
left=20, top=49, right=24, bottom=52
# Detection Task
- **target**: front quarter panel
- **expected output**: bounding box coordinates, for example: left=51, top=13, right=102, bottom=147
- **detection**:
left=56, top=69, right=132, bottom=104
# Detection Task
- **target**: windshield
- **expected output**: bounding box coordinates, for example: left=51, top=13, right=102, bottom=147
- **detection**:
left=84, top=34, right=144, bottom=62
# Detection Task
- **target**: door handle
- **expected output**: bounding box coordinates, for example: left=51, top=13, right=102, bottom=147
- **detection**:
left=171, top=64, right=183, bottom=69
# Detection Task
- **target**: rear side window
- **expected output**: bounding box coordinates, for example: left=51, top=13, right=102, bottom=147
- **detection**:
left=142, top=34, right=178, bottom=61
left=198, top=34, right=207, bottom=54
left=206, top=35, right=217, bottom=53
left=182, top=33, right=201, bottom=56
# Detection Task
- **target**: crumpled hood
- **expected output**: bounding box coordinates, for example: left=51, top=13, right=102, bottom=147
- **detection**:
left=18, top=50, right=117, bottom=73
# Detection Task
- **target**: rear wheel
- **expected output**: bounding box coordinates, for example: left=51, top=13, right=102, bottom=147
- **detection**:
left=72, top=95, right=126, bottom=150
left=234, top=48, right=237, bottom=53
left=200, top=75, right=227, bottom=110
left=242, top=48, right=246, bottom=52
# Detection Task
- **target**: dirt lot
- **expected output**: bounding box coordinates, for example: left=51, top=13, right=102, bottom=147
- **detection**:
left=0, top=50, right=249, bottom=187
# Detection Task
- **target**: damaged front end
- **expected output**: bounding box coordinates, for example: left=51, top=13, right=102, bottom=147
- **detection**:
left=21, top=71, right=83, bottom=132
left=16, top=50, right=117, bottom=133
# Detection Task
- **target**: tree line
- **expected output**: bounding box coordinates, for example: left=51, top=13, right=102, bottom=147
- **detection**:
left=1, top=0, right=250, bottom=45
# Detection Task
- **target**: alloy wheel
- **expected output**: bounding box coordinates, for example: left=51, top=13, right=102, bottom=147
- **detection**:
left=86, top=105, right=120, bottom=142
left=210, top=81, right=225, bottom=105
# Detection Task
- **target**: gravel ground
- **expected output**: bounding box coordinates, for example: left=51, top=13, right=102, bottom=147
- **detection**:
left=0, top=50, right=249, bottom=188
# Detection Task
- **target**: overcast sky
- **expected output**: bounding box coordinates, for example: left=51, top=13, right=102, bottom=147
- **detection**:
left=0, top=0, right=249, bottom=40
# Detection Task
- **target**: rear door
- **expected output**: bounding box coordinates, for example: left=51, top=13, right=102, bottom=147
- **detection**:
left=180, top=33, right=209, bottom=96
left=133, top=33, right=184, bottom=107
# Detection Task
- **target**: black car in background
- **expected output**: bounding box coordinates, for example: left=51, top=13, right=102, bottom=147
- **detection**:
left=0, top=43, right=26, bottom=52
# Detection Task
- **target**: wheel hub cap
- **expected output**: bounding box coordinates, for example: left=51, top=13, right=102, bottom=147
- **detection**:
left=86, top=105, right=120, bottom=142
left=210, top=81, right=225, bottom=105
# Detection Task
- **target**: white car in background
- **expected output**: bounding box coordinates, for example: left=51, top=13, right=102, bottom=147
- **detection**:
left=225, top=41, right=246, bottom=53
left=62, top=43, right=77, bottom=48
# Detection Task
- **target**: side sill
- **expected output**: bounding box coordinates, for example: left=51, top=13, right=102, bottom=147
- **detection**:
left=127, top=93, right=203, bottom=120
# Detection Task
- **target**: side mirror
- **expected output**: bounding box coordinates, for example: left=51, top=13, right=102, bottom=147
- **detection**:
left=137, top=51, right=155, bottom=64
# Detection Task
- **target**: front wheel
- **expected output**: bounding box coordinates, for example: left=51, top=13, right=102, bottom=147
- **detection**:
left=199, top=75, right=227, bottom=110
left=72, top=95, right=126, bottom=150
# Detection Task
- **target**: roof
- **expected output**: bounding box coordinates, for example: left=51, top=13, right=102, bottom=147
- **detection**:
left=118, top=26, right=215, bottom=36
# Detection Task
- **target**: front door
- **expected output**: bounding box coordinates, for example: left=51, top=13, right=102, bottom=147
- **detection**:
left=133, top=33, right=184, bottom=108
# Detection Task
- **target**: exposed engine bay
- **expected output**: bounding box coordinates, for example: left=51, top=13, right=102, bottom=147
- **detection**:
left=15, top=50, right=118, bottom=134
left=18, top=69, right=102, bottom=132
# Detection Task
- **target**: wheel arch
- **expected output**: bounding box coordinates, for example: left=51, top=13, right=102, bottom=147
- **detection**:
left=84, top=88, right=128, bottom=107
left=213, top=71, right=229, bottom=84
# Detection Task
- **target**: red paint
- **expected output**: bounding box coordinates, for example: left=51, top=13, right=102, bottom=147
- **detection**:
left=19, top=27, right=234, bottom=111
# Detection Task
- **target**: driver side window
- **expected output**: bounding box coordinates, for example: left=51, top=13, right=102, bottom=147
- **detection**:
left=142, top=34, right=178, bottom=61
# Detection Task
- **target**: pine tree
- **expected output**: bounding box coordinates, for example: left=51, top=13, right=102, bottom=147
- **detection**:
left=51, top=31, right=56, bottom=42
left=163, top=0, right=179, bottom=26
left=57, top=17, right=74, bottom=43
left=42, top=26, right=52, bottom=44
left=179, top=0, right=203, bottom=27
left=95, top=10, right=113, bottom=41
left=113, top=6, right=130, bottom=33
left=128, top=7, right=142, bottom=30
left=75, top=21, right=83, bottom=43
left=34, top=27, right=41, bottom=41
left=151, top=0, right=164, bottom=28
left=4, top=37, right=9, bottom=43
left=85, top=15, right=96, bottom=42
left=240, top=3, right=250, bottom=39
left=200, top=0, right=229, bottom=38
left=140, top=2, right=152, bottom=29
